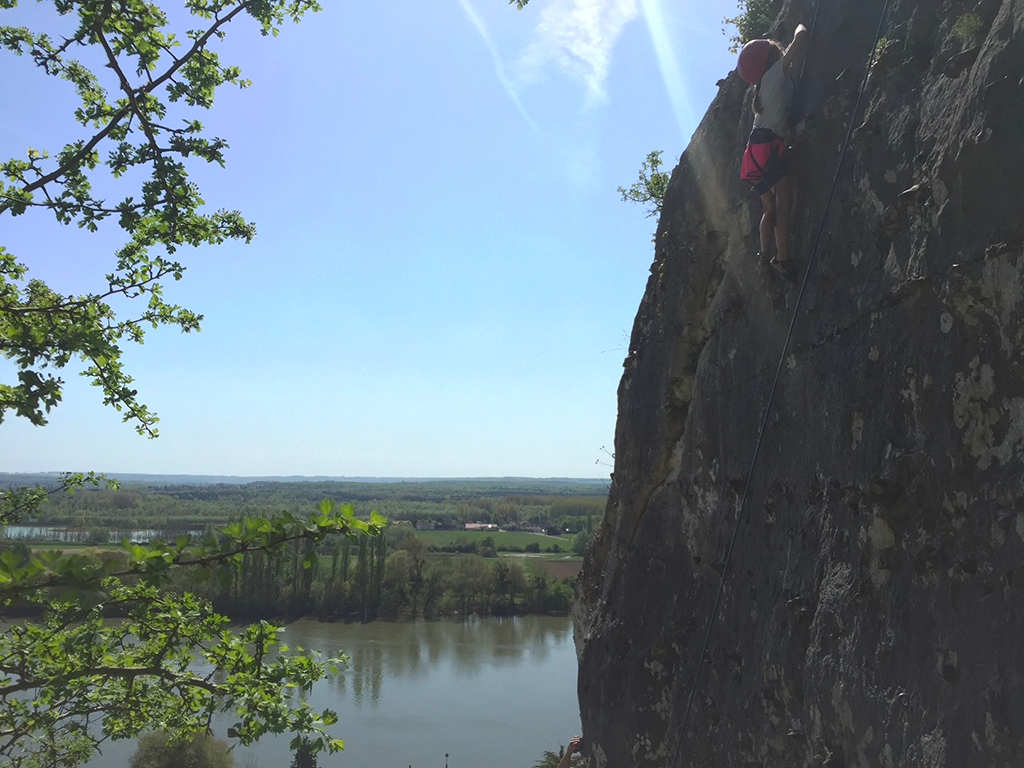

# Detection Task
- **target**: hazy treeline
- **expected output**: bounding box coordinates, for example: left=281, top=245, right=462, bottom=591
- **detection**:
left=6, top=478, right=605, bottom=533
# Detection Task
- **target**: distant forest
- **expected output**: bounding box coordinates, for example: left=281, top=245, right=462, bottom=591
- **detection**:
left=1, top=475, right=607, bottom=532
left=0, top=476, right=606, bottom=620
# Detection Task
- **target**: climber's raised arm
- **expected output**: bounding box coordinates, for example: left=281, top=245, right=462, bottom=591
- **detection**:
left=557, top=736, right=583, bottom=768
left=783, top=23, right=810, bottom=78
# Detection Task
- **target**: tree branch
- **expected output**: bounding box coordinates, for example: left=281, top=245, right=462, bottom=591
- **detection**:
left=0, top=264, right=179, bottom=317
left=85, top=354, right=158, bottom=438
left=0, top=191, right=156, bottom=217
left=10, top=1, right=252, bottom=200
left=0, top=664, right=220, bottom=698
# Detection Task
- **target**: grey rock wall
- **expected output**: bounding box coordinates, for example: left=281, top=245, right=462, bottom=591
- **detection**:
left=575, top=0, right=1024, bottom=765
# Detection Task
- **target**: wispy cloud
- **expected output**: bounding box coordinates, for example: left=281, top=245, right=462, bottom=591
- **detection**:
left=640, top=0, right=695, bottom=139
left=514, top=0, right=639, bottom=107
left=456, top=0, right=541, bottom=133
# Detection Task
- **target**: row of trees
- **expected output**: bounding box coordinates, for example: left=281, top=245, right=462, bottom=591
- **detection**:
left=3, top=530, right=583, bottom=628
left=0, top=530, right=578, bottom=622
left=193, top=535, right=574, bottom=620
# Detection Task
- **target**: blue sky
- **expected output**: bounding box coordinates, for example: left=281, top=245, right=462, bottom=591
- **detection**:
left=1, top=0, right=738, bottom=478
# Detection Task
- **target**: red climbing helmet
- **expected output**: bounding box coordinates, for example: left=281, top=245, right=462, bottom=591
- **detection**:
left=737, top=39, right=775, bottom=84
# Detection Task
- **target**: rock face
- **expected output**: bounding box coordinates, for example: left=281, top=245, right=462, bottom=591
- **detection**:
left=574, top=0, right=1024, bottom=765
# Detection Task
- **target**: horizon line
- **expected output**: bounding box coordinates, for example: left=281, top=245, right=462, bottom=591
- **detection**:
left=0, top=471, right=608, bottom=483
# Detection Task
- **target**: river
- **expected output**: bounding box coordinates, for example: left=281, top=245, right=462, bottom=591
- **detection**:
left=84, top=616, right=580, bottom=768
left=1, top=525, right=201, bottom=543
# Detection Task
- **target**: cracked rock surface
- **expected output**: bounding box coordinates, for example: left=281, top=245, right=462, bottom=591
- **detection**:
left=574, top=0, right=1024, bottom=765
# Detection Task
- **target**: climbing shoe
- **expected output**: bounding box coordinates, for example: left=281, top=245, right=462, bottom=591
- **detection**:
left=771, top=257, right=798, bottom=282
left=756, top=250, right=772, bottom=264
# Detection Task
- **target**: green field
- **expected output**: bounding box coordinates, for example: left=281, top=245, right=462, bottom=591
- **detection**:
left=412, top=529, right=568, bottom=549
left=514, top=554, right=583, bottom=579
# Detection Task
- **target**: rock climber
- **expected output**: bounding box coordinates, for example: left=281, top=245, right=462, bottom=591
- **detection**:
left=737, top=23, right=810, bottom=282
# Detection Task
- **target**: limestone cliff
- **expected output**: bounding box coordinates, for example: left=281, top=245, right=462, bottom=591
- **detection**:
left=575, top=0, right=1024, bottom=765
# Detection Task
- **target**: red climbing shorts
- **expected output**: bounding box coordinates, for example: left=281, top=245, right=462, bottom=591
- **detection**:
left=741, top=128, right=788, bottom=196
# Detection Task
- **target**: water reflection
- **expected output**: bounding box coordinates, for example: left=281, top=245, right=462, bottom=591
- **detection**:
left=300, top=616, right=575, bottom=709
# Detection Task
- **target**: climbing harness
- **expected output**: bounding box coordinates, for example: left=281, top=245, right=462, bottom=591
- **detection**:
left=741, top=127, right=789, bottom=193
left=671, top=0, right=893, bottom=762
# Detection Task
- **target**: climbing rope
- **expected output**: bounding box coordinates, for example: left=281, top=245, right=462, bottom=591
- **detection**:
left=794, top=0, right=827, bottom=92
left=671, top=0, right=893, bottom=760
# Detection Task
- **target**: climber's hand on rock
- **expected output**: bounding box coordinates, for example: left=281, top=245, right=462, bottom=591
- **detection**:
left=567, top=737, right=582, bottom=754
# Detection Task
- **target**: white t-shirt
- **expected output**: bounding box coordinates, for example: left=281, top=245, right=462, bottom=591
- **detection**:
left=753, top=58, right=794, bottom=137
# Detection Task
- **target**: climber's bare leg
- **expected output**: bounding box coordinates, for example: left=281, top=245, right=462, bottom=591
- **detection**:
left=787, top=161, right=799, bottom=226
left=759, top=190, right=776, bottom=257
left=774, top=175, right=793, bottom=262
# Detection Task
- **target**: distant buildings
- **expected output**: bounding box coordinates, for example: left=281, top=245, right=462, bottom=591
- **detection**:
left=390, top=519, right=455, bottom=531
left=464, top=522, right=498, bottom=532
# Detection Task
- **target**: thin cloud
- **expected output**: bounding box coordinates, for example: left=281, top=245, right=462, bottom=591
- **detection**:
left=514, top=0, right=639, bottom=107
left=640, top=0, right=695, bottom=139
left=456, top=0, right=541, bottom=133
